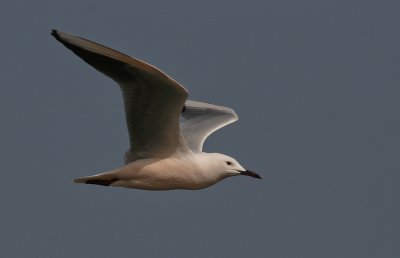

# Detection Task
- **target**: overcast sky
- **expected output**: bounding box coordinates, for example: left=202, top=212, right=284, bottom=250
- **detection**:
left=0, top=0, right=399, bottom=257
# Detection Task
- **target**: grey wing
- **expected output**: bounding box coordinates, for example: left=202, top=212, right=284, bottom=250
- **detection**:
left=52, top=30, right=190, bottom=161
left=181, top=100, right=238, bottom=152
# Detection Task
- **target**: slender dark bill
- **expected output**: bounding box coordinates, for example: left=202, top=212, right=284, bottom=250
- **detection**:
left=240, top=170, right=262, bottom=179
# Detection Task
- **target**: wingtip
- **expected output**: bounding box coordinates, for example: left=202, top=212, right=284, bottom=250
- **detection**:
left=51, top=29, right=63, bottom=42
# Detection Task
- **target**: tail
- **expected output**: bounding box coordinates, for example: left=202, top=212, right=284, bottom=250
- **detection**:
left=73, top=173, right=119, bottom=186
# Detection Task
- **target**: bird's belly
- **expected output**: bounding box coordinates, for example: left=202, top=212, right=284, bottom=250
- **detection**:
left=110, top=158, right=217, bottom=190
left=114, top=178, right=199, bottom=190
left=113, top=175, right=212, bottom=190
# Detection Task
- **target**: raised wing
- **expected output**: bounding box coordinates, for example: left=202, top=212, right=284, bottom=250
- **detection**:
left=52, top=30, right=190, bottom=161
left=181, top=100, right=238, bottom=152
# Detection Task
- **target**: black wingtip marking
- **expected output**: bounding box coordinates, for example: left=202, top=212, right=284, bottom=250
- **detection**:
left=51, top=29, right=60, bottom=40
left=85, top=178, right=118, bottom=186
left=181, top=105, right=186, bottom=113
left=51, top=29, right=66, bottom=46
left=51, top=29, right=69, bottom=46
left=50, top=29, right=133, bottom=84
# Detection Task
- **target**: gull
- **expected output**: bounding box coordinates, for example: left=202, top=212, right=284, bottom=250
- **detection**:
left=51, top=30, right=261, bottom=190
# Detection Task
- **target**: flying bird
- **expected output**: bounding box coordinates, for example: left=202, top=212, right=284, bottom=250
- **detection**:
left=51, top=30, right=261, bottom=190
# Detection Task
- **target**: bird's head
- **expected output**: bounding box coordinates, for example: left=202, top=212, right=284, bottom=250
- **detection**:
left=205, top=153, right=261, bottom=180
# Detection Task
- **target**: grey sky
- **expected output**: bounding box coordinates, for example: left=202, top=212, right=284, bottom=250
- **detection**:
left=0, top=0, right=399, bottom=257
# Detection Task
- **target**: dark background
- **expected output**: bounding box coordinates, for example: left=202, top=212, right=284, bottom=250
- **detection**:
left=0, top=0, right=399, bottom=257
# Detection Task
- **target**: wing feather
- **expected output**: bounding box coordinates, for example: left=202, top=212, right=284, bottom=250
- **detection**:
left=52, top=30, right=190, bottom=161
left=181, top=100, right=238, bottom=152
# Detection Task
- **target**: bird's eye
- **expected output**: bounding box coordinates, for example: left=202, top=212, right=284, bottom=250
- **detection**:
left=226, top=161, right=232, bottom=165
